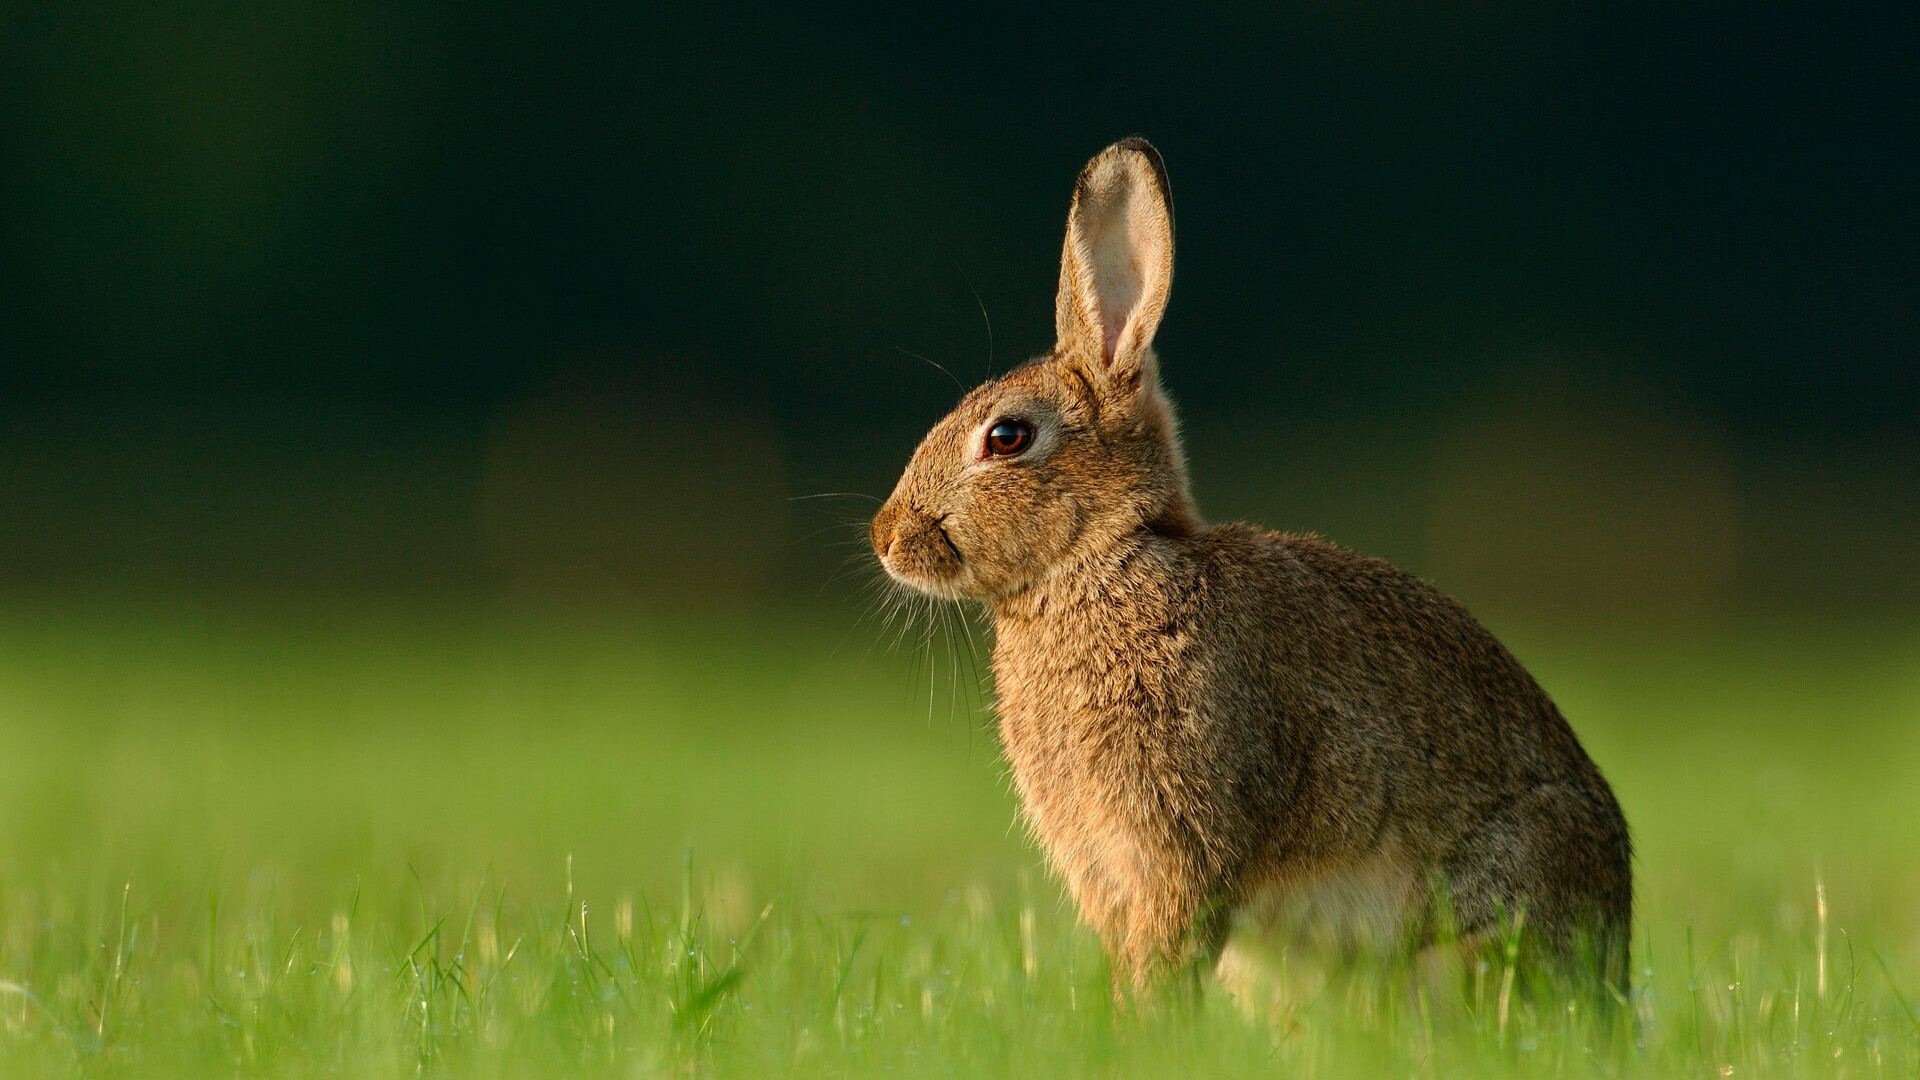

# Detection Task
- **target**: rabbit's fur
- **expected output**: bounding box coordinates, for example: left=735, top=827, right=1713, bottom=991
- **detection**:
left=870, top=139, right=1630, bottom=993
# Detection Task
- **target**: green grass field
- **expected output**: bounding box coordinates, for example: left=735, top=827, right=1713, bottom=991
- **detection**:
left=1, top=599, right=1916, bottom=1076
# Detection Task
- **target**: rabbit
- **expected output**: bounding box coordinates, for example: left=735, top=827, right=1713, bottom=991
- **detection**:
left=868, top=138, right=1631, bottom=996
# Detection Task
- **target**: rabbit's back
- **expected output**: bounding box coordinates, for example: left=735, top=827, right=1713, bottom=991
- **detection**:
left=1222, top=528, right=1618, bottom=859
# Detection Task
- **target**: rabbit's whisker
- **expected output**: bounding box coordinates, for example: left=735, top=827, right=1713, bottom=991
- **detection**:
left=788, top=492, right=881, bottom=503
left=891, top=345, right=967, bottom=398
left=949, top=258, right=996, bottom=382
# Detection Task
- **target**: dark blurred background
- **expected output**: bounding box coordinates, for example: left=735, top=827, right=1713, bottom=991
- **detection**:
left=3, top=3, right=1914, bottom=617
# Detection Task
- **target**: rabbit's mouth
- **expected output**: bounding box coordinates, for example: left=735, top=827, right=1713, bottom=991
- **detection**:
left=872, top=506, right=970, bottom=597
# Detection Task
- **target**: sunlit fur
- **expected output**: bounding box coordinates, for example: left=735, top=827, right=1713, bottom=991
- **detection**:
left=871, top=139, right=1631, bottom=996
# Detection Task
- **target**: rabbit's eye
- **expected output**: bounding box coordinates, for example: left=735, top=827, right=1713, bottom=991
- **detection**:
left=985, top=420, right=1034, bottom=458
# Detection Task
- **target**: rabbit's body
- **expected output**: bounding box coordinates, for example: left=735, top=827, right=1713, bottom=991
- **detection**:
left=870, top=138, right=1630, bottom=993
left=993, top=523, right=1630, bottom=984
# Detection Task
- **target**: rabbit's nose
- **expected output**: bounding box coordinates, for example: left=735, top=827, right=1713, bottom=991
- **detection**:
left=870, top=502, right=903, bottom=558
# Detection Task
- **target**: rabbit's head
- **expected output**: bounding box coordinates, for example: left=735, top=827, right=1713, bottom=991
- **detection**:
left=872, top=139, right=1196, bottom=602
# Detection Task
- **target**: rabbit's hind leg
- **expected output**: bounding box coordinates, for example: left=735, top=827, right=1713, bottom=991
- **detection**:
left=1436, top=783, right=1632, bottom=991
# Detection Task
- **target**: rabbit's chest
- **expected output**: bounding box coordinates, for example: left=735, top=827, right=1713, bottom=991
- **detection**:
left=996, top=620, right=1181, bottom=769
left=990, top=627, right=1225, bottom=865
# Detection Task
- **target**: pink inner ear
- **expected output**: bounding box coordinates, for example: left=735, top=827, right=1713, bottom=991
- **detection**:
left=1072, top=151, right=1167, bottom=369
left=1092, top=235, right=1142, bottom=363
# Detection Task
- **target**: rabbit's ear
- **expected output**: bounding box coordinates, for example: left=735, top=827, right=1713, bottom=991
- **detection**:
left=1054, top=138, right=1174, bottom=395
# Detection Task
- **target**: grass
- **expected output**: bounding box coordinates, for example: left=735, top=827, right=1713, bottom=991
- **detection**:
left=0, top=596, right=1916, bottom=1076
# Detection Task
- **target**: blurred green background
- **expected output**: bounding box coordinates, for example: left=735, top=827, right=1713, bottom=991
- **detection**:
left=2, top=4, right=1914, bottom=615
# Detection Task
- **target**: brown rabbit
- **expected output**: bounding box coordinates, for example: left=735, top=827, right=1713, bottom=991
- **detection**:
left=869, top=138, right=1631, bottom=995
